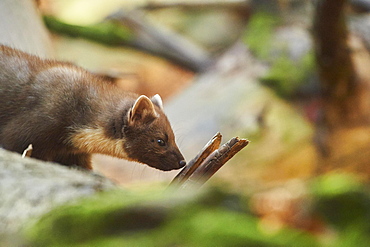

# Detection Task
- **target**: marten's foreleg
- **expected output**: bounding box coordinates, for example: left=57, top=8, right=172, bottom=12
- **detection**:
left=52, top=153, right=92, bottom=170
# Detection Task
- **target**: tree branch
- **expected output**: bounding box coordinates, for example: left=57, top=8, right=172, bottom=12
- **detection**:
left=108, top=10, right=211, bottom=72
left=171, top=133, right=249, bottom=189
left=44, top=11, right=212, bottom=72
left=171, top=132, right=222, bottom=185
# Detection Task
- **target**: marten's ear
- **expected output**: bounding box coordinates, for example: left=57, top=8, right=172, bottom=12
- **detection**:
left=151, top=94, right=163, bottom=110
left=128, top=95, right=158, bottom=125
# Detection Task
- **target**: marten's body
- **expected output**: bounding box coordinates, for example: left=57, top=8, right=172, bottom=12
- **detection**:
left=0, top=45, right=185, bottom=170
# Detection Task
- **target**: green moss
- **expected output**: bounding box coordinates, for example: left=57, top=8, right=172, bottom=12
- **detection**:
left=25, top=177, right=370, bottom=247
left=243, top=12, right=280, bottom=60
left=262, top=52, right=315, bottom=97
left=25, top=188, right=319, bottom=247
left=310, top=174, right=370, bottom=245
left=311, top=173, right=364, bottom=197
left=43, top=15, right=134, bottom=46
left=162, top=208, right=317, bottom=247
left=25, top=189, right=167, bottom=246
left=243, top=12, right=315, bottom=98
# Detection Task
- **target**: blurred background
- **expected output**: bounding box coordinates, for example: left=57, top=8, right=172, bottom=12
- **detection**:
left=2, top=0, right=370, bottom=245
left=28, top=0, right=369, bottom=191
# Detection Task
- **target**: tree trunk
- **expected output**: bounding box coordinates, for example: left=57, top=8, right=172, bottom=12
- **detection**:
left=313, top=0, right=370, bottom=176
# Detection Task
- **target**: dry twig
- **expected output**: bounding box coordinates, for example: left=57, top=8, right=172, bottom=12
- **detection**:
left=171, top=133, right=249, bottom=189
left=107, top=10, right=211, bottom=71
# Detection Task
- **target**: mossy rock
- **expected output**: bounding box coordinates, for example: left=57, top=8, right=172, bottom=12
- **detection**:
left=25, top=187, right=318, bottom=247
left=311, top=174, right=370, bottom=247
left=22, top=174, right=370, bottom=246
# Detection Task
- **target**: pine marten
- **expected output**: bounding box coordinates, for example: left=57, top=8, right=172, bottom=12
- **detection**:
left=0, top=45, right=186, bottom=171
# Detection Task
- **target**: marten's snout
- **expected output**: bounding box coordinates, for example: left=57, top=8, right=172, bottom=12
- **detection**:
left=176, top=151, right=186, bottom=169
left=168, top=152, right=186, bottom=170
left=179, top=159, right=186, bottom=168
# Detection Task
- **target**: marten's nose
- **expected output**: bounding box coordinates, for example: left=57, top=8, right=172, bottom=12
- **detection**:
left=179, top=160, right=186, bottom=168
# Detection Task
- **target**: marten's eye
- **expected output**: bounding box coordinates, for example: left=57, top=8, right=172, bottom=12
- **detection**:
left=157, top=139, right=166, bottom=147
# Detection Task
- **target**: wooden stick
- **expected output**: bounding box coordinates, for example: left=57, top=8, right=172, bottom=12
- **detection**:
left=190, top=137, right=249, bottom=184
left=171, top=132, right=222, bottom=185
left=171, top=134, right=249, bottom=189
left=107, top=10, right=211, bottom=72
left=44, top=11, right=211, bottom=72
left=142, top=0, right=248, bottom=10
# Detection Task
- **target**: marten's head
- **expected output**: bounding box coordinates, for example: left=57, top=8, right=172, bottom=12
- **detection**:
left=71, top=94, right=185, bottom=171
left=121, top=94, right=186, bottom=171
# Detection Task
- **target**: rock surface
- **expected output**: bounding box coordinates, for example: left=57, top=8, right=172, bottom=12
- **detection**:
left=0, top=148, right=115, bottom=236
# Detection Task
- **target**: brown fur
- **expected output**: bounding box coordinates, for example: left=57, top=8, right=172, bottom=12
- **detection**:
left=0, top=45, right=185, bottom=171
